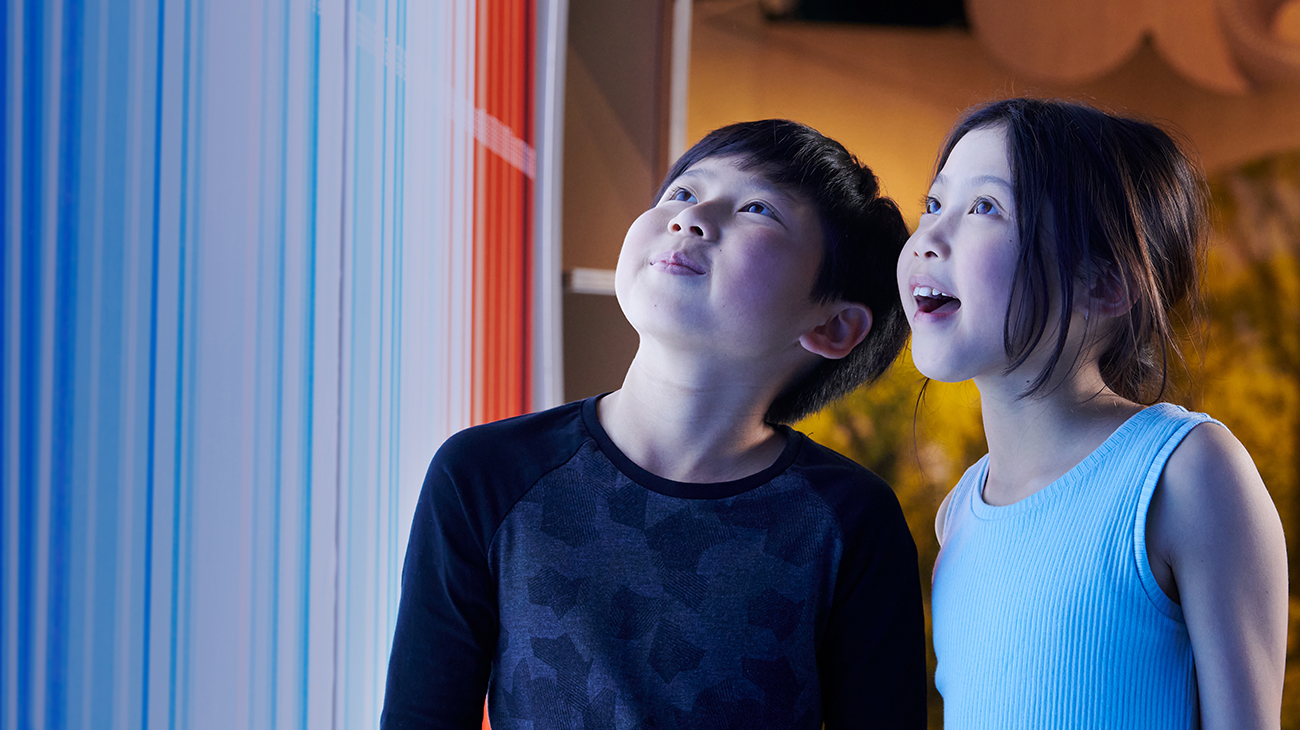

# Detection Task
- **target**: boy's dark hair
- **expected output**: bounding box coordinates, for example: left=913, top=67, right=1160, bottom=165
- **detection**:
left=936, top=98, right=1207, bottom=403
left=655, top=119, right=909, bottom=424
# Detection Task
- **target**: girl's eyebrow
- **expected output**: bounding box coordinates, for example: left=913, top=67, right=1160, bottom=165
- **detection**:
left=972, top=174, right=1013, bottom=192
left=933, top=171, right=1012, bottom=193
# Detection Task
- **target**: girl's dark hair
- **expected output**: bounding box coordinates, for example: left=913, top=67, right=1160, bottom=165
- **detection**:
left=656, top=119, right=910, bottom=423
left=936, top=98, right=1208, bottom=403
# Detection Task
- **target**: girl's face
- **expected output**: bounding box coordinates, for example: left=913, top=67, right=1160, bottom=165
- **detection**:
left=897, top=125, right=1026, bottom=386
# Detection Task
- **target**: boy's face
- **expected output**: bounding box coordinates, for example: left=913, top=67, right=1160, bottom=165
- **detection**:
left=615, top=155, right=830, bottom=363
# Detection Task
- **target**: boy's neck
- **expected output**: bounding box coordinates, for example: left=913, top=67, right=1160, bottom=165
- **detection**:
left=596, top=352, right=796, bottom=485
left=975, top=368, right=1143, bottom=507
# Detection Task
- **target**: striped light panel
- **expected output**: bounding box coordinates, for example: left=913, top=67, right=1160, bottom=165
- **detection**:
left=0, top=0, right=558, bottom=728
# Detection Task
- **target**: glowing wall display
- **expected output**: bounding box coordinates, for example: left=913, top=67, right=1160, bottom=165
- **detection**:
left=0, top=0, right=563, bottom=727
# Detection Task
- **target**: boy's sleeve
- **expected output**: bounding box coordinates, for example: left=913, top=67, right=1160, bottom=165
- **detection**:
left=819, top=482, right=928, bottom=729
left=380, top=450, right=498, bottom=730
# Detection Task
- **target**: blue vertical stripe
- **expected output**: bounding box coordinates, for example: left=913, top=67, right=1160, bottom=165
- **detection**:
left=142, top=0, right=167, bottom=723
left=17, top=1, right=45, bottom=726
left=376, top=0, right=391, bottom=682
left=47, top=2, right=85, bottom=726
left=333, top=0, right=353, bottom=725
left=0, top=0, right=9, bottom=722
left=389, top=0, right=406, bottom=638
left=168, top=1, right=195, bottom=726
left=300, top=4, right=321, bottom=729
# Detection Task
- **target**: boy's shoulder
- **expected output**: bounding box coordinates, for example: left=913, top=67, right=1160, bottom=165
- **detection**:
left=789, top=433, right=893, bottom=495
left=434, top=398, right=592, bottom=479
left=786, top=432, right=907, bottom=532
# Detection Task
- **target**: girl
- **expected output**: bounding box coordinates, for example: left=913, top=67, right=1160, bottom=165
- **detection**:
left=897, top=97, right=1288, bottom=728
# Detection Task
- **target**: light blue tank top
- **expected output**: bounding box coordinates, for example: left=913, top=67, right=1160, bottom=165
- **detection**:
left=932, top=403, right=1217, bottom=729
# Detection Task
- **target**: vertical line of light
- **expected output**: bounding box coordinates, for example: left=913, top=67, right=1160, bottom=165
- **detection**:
left=270, top=2, right=292, bottom=727
left=142, top=1, right=167, bottom=725
left=521, top=0, right=535, bottom=413
left=167, top=0, right=195, bottom=725
left=375, top=0, right=390, bottom=701
left=0, top=0, right=12, bottom=719
left=444, top=0, right=455, bottom=442
left=534, top=0, right=566, bottom=411
left=177, top=0, right=207, bottom=724
left=47, top=1, right=85, bottom=726
left=16, top=1, right=45, bottom=726
left=299, top=2, right=321, bottom=727
left=89, top=4, right=110, bottom=725
left=388, top=0, right=406, bottom=649
left=331, top=1, right=353, bottom=728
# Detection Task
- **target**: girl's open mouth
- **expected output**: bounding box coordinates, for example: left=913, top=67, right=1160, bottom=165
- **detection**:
left=913, top=285, right=960, bottom=315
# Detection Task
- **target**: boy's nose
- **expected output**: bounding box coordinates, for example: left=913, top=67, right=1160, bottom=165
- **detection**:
left=668, top=206, right=717, bottom=241
left=670, top=221, right=706, bottom=237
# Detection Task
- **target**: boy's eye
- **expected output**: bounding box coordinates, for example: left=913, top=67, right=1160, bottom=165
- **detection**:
left=666, top=188, right=696, bottom=204
left=923, top=196, right=940, bottom=215
left=971, top=198, right=999, bottom=215
left=740, top=201, right=774, bottom=217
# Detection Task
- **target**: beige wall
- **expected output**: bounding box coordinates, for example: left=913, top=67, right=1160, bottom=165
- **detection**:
left=690, top=1, right=1300, bottom=230
left=563, top=0, right=671, bottom=271
left=561, top=0, right=671, bottom=400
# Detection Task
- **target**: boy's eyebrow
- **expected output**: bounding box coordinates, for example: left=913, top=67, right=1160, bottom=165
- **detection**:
left=673, top=166, right=801, bottom=208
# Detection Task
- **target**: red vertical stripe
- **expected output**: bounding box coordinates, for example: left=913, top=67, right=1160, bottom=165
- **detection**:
left=473, top=1, right=538, bottom=723
left=471, top=0, right=532, bottom=428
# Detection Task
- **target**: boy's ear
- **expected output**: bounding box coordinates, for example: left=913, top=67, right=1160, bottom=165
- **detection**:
left=799, top=303, right=872, bottom=360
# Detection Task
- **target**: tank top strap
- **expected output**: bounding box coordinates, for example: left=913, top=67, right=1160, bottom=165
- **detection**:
left=941, top=456, right=989, bottom=545
left=1129, top=403, right=1221, bottom=620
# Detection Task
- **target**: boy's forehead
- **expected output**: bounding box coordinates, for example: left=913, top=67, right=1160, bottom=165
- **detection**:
left=673, top=156, right=807, bottom=204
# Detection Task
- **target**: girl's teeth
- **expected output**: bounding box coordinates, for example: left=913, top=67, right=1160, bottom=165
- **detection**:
left=913, top=285, right=953, bottom=298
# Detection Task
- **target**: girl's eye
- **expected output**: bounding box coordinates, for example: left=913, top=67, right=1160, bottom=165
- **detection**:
left=971, top=198, right=999, bottom=215
left=741, top=201, right=774, bottom=217
left=923, top=196, right=940, bottom=215
left=666, top=188, right=696, bottom=203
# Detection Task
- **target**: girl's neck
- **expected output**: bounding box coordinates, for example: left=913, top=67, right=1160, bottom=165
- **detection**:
left=596, top=346, right=799, bottom=485
left=975, top=366, right=1144, bottom=506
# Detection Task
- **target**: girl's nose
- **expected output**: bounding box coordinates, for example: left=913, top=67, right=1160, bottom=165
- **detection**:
left=911, top=225, right=950, bottom=259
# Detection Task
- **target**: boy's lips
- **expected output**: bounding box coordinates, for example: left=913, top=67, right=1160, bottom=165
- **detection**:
left=651, top=250, right=705, bottom=275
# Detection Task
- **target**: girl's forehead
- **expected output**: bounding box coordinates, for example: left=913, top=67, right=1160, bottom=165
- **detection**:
left=942, top=126, right=1011, bottom=176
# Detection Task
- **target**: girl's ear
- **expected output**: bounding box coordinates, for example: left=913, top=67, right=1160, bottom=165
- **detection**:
left=1084, top=264, right=1136, bottom=319
left=800, top=303, right=872, bottom=360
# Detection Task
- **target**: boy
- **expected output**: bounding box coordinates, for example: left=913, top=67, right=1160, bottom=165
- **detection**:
left=381, top=120, right=926, bottom=728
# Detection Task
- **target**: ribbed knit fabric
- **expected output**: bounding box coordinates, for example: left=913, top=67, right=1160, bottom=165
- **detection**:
left=932, top=403, right=1218, bottom=729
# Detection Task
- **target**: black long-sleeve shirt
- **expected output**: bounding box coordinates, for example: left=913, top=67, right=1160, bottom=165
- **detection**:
left=381, top=396, right=926, bottom=729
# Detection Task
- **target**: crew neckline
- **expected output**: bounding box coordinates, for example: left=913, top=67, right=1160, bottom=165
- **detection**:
left=581, top=394, right=803, bottom=499
left=970, top=403, right=1177, bottom=520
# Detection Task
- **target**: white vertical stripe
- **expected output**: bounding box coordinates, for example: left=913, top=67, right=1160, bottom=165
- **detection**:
left=533, top=0, right=568, bottom=412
